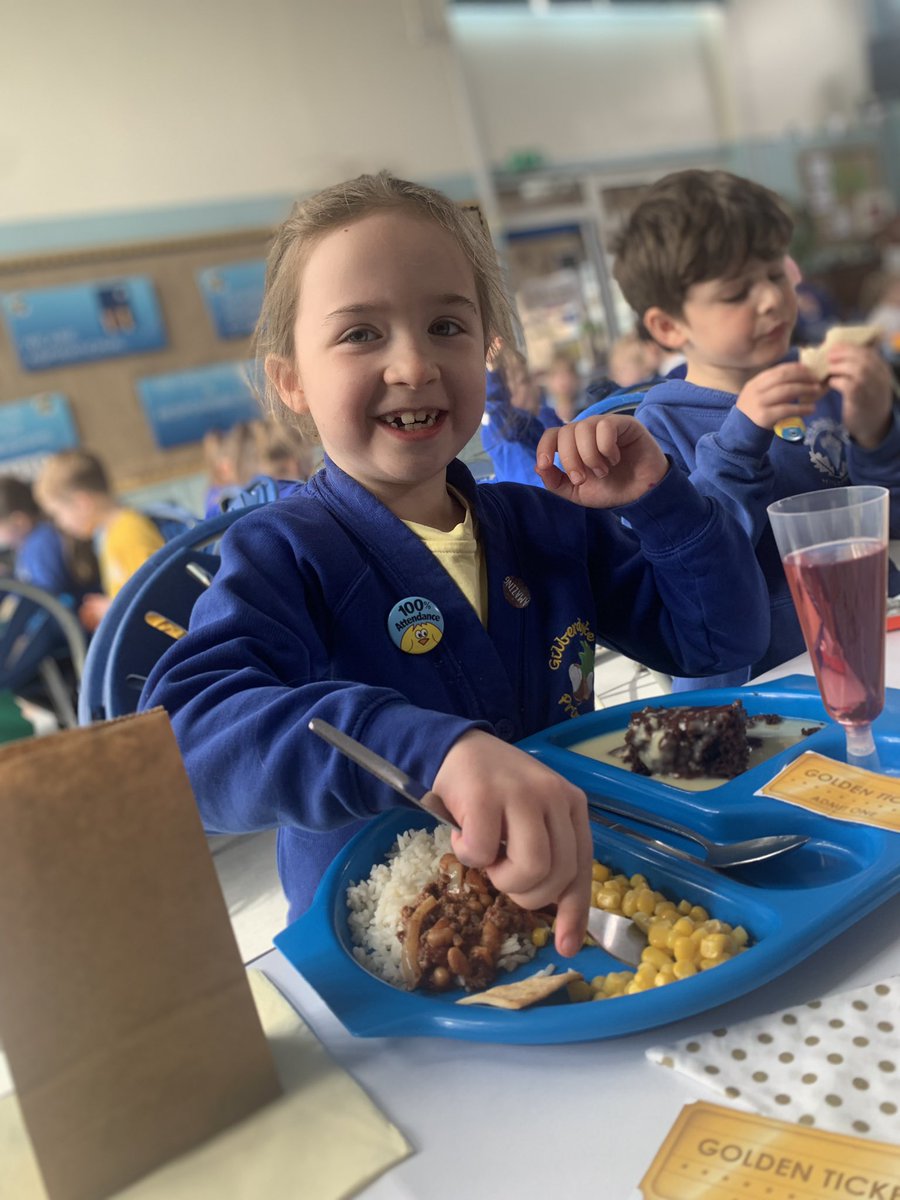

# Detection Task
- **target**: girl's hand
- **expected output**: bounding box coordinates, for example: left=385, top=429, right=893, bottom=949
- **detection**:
left=825, top=345, right=894, bottom=449
left=736, top=362, right=823, bottom=430
left=433, top=731, right=593, bottom=957
left=535, top=414, right=668, bottom=507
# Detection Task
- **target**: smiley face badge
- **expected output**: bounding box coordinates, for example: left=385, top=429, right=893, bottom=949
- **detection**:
left=388, top=596, right=445, bottom=655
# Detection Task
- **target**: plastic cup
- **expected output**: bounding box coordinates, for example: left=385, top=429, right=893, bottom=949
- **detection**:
left=768, top=486, right=889, bottom=767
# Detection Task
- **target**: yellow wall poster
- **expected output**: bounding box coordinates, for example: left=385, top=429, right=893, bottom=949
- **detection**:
left=640, top=1101, right=900, bottom=1199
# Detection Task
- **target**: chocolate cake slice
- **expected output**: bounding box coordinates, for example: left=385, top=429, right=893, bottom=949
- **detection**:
left=623, top=699, right=751, bottom=779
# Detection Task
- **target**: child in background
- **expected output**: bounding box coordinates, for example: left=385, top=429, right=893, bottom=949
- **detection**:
left=613, top=168, right=900, bottom=689
left=140, top=171, right=769, bottom=952
left=0, top=476, right=100, bottom=609
left=607, top=331, right=664, bottom=389
left=257, top=418, right=319, bottom=482
left=502, top=345, right=562, bottom=428
left=201, top=429, right=236, bottom=517
left=866, top=272, right=900, bottom=360
left=542, top=353, right=582, bottom=423
left=481, top=343, right=563, bottom=484
left=202, top=421, right=266, bottom=517
left=35, top=451, right=165, bottom=631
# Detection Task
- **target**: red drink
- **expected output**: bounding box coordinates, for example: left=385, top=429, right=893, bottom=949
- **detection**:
left=783, top=538, right=886, bottom=725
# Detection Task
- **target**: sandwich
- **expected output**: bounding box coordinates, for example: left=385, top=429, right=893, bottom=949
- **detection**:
left=798, top=324, right=881, bottom=381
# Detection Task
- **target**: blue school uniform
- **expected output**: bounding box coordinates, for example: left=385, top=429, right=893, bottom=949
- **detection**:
left=635, top=376, right=900, bottom=688
left=480, top=369, right=562, bottom=486
left=15, top=522, right=96, bottom=605
left=140, top=455, right=769, bottom=919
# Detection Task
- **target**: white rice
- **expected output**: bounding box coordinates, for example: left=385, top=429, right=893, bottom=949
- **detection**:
left=346, top=826, right=538, bottom=989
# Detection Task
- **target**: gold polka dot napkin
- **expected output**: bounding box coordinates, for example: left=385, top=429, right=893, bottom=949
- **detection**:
left=646, top=976, right=900, bottom=1141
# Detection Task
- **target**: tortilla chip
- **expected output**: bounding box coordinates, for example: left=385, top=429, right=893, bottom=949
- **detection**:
left=455, top=968, right=582, bottom=1010
left=799, top=324, right=881, bottom=380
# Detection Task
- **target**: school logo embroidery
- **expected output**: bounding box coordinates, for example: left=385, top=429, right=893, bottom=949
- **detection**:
left=548, top=618, right=596, bottom=718
left=388, top=596, right=444, bottom=655
left=803, top=417, right=849, bottom=482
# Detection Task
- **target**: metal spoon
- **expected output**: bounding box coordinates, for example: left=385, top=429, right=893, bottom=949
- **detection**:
left=587, top=796, right=808, bottom=869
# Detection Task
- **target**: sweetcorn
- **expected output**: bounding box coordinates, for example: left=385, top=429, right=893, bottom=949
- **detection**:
left=576, top=858, right=750, bottom=1002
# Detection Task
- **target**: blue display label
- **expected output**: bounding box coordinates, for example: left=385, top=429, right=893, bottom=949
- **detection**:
left=1, top=277, right=167, bottom=370
left=196, top=260, right=266, bottom=340
left=0, top=393, right=79, bottom=464
left=136, top=360, right=263, bottom=449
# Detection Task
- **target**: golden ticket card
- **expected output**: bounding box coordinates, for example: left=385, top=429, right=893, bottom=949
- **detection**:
left=756, top=751, right=900, bottom=832
left=640, top=1101, right=900, bottom=1199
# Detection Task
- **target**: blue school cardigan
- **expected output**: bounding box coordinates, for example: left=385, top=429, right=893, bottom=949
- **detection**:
left=141, top=455, right=768, bottom=918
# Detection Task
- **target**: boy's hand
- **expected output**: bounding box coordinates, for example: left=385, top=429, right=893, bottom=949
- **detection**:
left=825, top=344, right=894, bottom=450
left=535, top=414, right=668, bottom=507
left=433, top=730, right=593, bottom=957
left=736, top=362, right=823, bottom=430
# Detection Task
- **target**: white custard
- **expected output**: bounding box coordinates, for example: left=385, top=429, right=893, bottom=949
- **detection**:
left=570, top=717, right=821, bottom=792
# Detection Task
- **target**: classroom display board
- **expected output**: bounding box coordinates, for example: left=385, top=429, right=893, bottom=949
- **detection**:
left=0, top=393, right=80, bottom=477
left=137, top=360, right=263, bottom=449
left=2, top=277, right=167, bottom=370
left=195, top=261, right=266, bottom=340
left=0, top=229, right=274, bottom=492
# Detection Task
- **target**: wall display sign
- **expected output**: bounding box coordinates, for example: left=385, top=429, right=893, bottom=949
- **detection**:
left=196, top=260, right=266, bottom=340
left=0, top=393, right=79, bottom=464
left=1, top=276, right=167, bottom=371
left=798, top=145, right=894, bottom=244
left=136, top=360, right=263, bottom=449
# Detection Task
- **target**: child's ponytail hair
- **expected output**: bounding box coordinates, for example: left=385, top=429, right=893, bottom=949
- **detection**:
left=253, top=171, right=516, bottom=427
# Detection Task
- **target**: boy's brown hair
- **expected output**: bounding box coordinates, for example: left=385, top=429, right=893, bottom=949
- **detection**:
left=34, top=450, right=112, bottom=505
left=612, top=169, right=794, bottom=321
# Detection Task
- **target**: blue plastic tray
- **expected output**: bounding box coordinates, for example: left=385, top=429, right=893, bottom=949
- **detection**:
left=275, top=676, right=900, bottom=1043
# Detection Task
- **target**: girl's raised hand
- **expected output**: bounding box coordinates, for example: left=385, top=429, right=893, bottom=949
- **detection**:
left=535, top=413, right=668, bottom=507
left=432, top=730, right=593, bottom=957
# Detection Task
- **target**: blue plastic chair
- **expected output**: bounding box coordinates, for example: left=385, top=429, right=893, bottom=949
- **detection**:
left=0, top=578, right=87, bottom=727
left=139, top=501, right=201, bottom=542
left=222, top=475, right=286, bottom=510
left=77, top=502, right=267, bottom=724
left=574, top=385, right=652, bottom=422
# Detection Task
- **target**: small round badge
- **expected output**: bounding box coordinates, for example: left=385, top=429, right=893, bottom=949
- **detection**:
left=503, top=575, right=531, bottom=609
left=774, top=417, right=806, bottom=443
left=388, top=596, right=444, bottom=654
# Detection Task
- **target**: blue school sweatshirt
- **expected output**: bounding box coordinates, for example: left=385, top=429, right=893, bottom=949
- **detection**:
left=140, top=455, right=769, bottom=919
left=480, top=368, right=562, bottom=486
left=635, top=377, right=900, bottom=687
left=15, top=522, right=93, bottom=604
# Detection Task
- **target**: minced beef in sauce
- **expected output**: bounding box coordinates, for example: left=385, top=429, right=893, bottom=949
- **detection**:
left=397, top=853, right=551, bottom=992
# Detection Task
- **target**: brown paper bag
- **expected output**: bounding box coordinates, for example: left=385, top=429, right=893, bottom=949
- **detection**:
left=0, top=709, right=282, bottom=1200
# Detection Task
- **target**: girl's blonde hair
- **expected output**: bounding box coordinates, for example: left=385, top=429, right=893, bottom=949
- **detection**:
left=253, top=171, right=516, bottom=429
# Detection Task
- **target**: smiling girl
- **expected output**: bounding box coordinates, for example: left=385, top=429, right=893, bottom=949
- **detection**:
left=141, top=172, right=768, bottom=954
